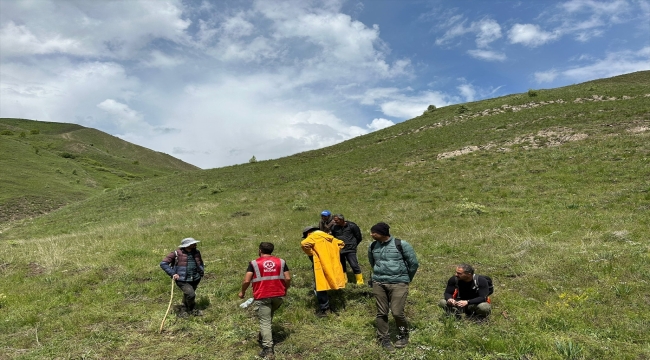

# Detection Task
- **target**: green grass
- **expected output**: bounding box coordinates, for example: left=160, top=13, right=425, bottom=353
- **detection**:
left=0, top=118, right=198, bottom=223
left=0, top=71, right=649, bottom=359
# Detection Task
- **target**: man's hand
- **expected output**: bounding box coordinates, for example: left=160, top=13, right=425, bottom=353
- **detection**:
left=238, top=291, right=245, bottom=299
left=447, top=298, right=457, bottom=306
left=456, top=300, right=469, bottom=307
left=173, top=274, right=179, bottom=280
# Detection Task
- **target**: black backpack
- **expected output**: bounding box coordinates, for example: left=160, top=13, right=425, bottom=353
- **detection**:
left=455, top=274, right=494, bottom=295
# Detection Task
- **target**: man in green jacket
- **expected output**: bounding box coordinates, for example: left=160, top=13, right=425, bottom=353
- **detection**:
left=368, top=222, right=419, bottom=352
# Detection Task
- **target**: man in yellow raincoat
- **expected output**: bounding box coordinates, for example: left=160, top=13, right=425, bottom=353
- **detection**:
left=300, top=225, right=346, bottom=317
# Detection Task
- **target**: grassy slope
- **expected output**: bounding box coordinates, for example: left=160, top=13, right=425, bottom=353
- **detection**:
left=0, top=72, right=649, bottom=359
left=0, top=118, right=198, bottom=223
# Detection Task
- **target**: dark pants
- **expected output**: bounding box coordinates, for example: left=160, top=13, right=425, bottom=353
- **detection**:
left=316, top=291, right=330, bottom=310
left=373, top=282, right=409, bottom=340
left=340, top=252, right=361, bottom=274
left=176, top=279, right=200, bottom=311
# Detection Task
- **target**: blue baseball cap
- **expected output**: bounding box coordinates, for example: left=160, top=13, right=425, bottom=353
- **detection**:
left=321, top=210, right=331, bottom=216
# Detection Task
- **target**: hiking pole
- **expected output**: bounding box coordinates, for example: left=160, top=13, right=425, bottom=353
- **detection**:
left=159, top=277, right=175, bottom=333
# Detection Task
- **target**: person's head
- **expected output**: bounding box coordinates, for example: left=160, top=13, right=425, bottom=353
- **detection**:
left=320, top=210, right=331, bottom=220
left=259, top=242, right=274, bottom=255
left=455, top=263, right=474, bottom=282
left=179, top=237, right=200, bottom=250
left=370, top=222, right=390, bottom=241
left=302, top=225, right=319, bottom=239
left=333, top=214, right=345, bottom=226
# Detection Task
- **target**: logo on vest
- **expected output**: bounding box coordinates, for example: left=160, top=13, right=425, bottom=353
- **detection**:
left=262, top=260, right=276, bottom=272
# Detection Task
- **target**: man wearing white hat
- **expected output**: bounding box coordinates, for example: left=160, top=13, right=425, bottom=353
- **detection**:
left=160, top=237, right=205, bottom=317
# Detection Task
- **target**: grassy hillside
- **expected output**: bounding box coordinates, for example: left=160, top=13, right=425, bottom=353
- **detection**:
left=0, top=118, right=198, bottom=223
left=0, top=71, right=649, bottom=359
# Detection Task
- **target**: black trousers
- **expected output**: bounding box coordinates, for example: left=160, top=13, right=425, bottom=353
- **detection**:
left=340, top=252, right=361, bottom=274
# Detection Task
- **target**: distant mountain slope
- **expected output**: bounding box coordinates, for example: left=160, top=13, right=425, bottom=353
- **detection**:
left=0, top=118, right=198, bottom=223
left=0, top=72, right=649, bottom=359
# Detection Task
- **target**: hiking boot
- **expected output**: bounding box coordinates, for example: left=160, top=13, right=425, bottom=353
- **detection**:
left=176, top=310, right=189, bottom=319
left=316, top=309, right=328, bottom=318
left=395, top=336, right=409, bottom=348
left=381, top=339, right=396, bottom=353
left=258, top=347, right=275, bottom=359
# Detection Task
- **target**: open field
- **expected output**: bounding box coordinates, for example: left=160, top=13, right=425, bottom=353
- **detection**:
left=1, top=71, right=649, bottom=359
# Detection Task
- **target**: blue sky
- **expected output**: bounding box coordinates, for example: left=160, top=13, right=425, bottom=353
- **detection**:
left=1, top=0, right=648, bottom=169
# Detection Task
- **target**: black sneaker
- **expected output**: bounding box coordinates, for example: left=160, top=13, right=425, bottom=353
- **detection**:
left=258, top=347, right=275, bottom=359
left=176, top=310, right=189, bottom=319
left=381, top=339, right=395, bottom=353
left=394, top=337, right=409, bottom=348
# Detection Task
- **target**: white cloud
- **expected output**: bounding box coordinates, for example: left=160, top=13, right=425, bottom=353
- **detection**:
left=534, top=47, right=650, bottom=84
left=367, top=118, right=395, bottom=131
left=508, top=23, right=560, bottom=47
left=475, top=19, right=502, bottom=48
left=435, top=17, right=502, bottom=49
left=379, top=91, right=451, bottom=119
left=0, top=0, right=190, bottom=59
left=467, top=49, right=506, bottom=61
left=561, top=47, right=650, bottom=81
left=534, top=69, right=559, bottom=83
left=96, top=99, right=150, bottom=131
left=457, top=84, right=477, bottom=102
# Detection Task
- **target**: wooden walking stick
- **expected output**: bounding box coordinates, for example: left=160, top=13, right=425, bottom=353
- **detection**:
left=159, top=277, right=175, bottom=333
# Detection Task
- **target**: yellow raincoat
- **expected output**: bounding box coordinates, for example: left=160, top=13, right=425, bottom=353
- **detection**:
left=301, top=230, right=346, bottom=291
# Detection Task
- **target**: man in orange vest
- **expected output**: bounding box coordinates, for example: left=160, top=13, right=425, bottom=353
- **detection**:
left=239, top=242, right=291, bottom=360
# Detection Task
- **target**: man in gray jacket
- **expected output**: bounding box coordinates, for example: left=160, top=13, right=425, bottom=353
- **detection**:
left=160, top=238, right=205, bottom=318
left=368, top=222, right=419, bottom=352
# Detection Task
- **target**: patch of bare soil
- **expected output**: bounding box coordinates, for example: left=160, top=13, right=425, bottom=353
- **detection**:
left=437, top=127, right=588, bottom=159
left=0, top=195, right=66, bottom=223
left=28, top=262, right=46, bottom=276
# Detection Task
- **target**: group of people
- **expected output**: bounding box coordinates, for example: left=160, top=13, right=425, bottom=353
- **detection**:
left=160, top=213, right=492, bottom=359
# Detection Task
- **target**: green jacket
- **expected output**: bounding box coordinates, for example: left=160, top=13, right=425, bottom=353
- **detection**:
left=368, top=236, right=419, bottom=284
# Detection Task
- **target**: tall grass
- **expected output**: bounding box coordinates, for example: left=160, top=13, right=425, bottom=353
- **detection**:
left=1, top=71, right=649, bottom=359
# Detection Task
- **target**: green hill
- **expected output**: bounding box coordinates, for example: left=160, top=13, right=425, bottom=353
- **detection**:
left=0, top=118, right=198, bottom=223
left=0, top=71, right=649, bottom=359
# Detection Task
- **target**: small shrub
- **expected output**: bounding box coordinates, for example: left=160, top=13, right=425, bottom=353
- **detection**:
left=19, top=132, right=27, bottom=138
left=117, top=189, right=132, bottom=201
left=60, top=152, right=76, bottom=159
left=457, top=198, right=487, bottom=215
left=231, top=211, right=250, bottom=217
left=273, top=164, right=280, bottom=169
left=528, top=89, right=538, bottom=97
left=0, top=130, right=13, bottom=135
left=423, top=104, right=437, bottom=115
left=456, top=105, right=469, bottom=114
left=291, top=200, right=308, bottom=211
left=34, top=147, right=39, bottom=155
left=30, top=129, right=40, bottom=135
left=249, top=156, right=258, bottom=163
left=197, top=183, right=208, bottom=190
left=555, top=339, right=583, bottom=360
left=210, top=187, right=225, bottom=194
left=132, top=160, right=139, bottom=165
left=72, top=169, right=77, bottom=175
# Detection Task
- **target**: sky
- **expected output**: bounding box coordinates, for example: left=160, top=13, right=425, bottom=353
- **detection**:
left=1, top=0, right=649, bottom=169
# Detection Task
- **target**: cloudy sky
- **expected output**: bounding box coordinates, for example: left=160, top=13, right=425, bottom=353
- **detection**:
left=1, top=0, right=649, bottom=169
